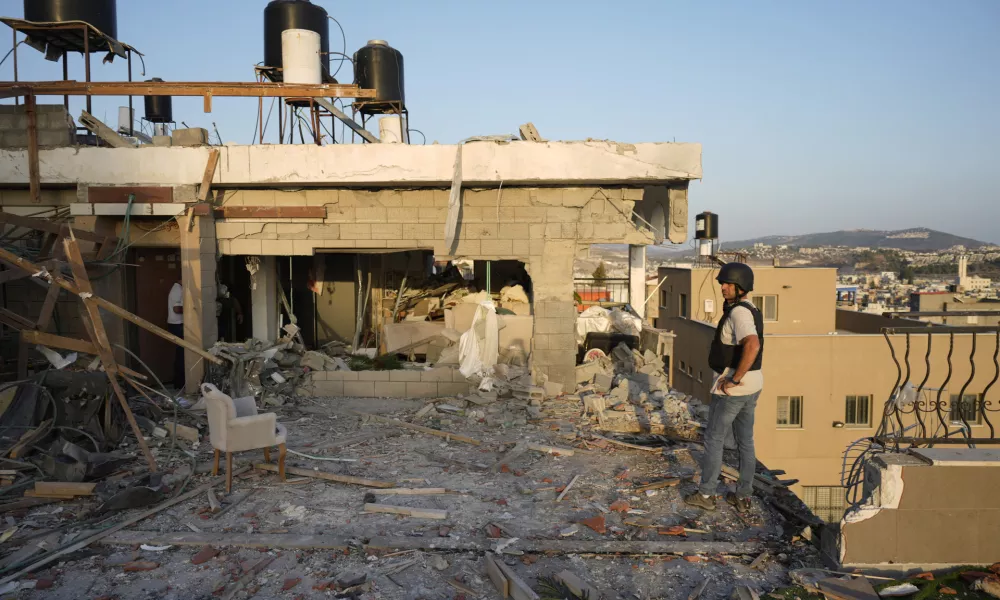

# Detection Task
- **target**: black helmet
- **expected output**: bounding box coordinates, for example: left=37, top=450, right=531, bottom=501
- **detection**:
left=717, top=262, right=754, bottom=293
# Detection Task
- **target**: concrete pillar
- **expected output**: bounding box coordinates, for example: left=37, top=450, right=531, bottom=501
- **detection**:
left=180, top=212, right=218, bottom=394
left=629, top=244, right=646, bottom=319
left=252, top=255, right=278, bottom=343
left=527, top=240, right=578, bottom=389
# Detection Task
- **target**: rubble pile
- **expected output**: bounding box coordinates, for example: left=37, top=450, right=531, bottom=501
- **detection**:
left=574, top=342, right=705, bottom=437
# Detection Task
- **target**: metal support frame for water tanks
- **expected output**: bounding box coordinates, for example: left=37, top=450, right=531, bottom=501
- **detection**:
left=351, top=100, right=409, bottom=145
left=6, top=21, right=137, bottom=133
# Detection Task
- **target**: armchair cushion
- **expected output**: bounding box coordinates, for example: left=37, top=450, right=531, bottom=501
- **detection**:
left=226, top=413, right=278, bottom=452
left=201, top=383, right=285, bottom=453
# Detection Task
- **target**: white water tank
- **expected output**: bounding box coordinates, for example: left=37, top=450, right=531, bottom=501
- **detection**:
left=281, top=29, right=322, bottom=84
left=378, top=115, right=407, bottom=144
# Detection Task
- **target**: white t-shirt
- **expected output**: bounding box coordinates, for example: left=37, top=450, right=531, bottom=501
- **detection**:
left=711, top=299, right=764, bottom=395
left=167, top=283, right=184, bottom=325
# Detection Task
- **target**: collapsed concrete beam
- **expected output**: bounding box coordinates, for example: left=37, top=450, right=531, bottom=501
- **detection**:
left=0, top=141, right=702, bottom=187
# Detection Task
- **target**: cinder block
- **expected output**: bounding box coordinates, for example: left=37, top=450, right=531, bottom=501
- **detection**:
left=0, top=130, right=28, bottom=147
left=438, top=382, right=473, bottom=396
left=314, top=381, right=345, bottom=396
left=331, top=371, right=359, bottom=381
left=374, top=381, right=408, bottom=397
left=529, top=238, right=545, bottom=256
left=450, top=240, right=480, bottom=255
left=152, top=135, right=172, bottom=147
left=378, top=190, right=403, bottom=207
left=340, top=224, right=371, bottom=239
left=292, top=240, right=316, bottom=255
left=306, top=224, right=340, bottom=238
left=273, top=190, right=307, bottom=205
left=514, top=207, right=546, bottom=223
left=371, top=223, right=402, bottom=240
left=355, top=240, right=388, bottom=248
left=171, top=127, right=209, bottom=147
left=305, top=189, right=337, bottom=206
left=0, top=113, right=28, bottom=130
left=460, top=206, right=484, bottom=223
left=37, top=129, right=72, bottom=147
left=545, top=223, right=562, bottom=238
left=229, top=239, right=262, bottom=255
left=451, top=368, right=470, bottom=383
left=390, top=370, right=424, bottom=382
left=405, top=382, right=439, bottom=398
left=276, top=223, right=309, bottom=235
left=577, top=223, right=595, bottom=239
left=479, top=239, right=513, bottom=256
left=214, top=222, right=244, bottom=239
left=533, top=318, right=566, bottom=335
left=241, top=190, right=276, bottom=206
left=561, top=223, right=579, bottom=238
left=355, top=206, right=388, bottom=222
left=344, top=381, right=376, bottom=397
left=418, top=207, right=447, bottom=223
left=326, top=207, right=356, bottom=223
left=357, top=370, right=391, bottom=381
left=421, top=368, right=455, bottom=382
left=501, top=223, right=531, bottom=239
left=390, top=207, right=419, bottom=223
left=261, top=239, right=294, bottom=255
left=402, top=223, right=434, bottom=240
left=401, top=192, right=435, bottom=208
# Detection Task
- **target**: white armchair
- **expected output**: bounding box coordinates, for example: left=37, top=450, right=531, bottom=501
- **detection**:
left=201, top=383, right=287, bottom=492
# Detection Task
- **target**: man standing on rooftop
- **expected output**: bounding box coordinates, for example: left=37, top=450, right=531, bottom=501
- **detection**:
left=685, top=262, right=763, bottom=513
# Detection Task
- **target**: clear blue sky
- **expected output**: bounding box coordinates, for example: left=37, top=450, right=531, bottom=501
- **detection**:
left=6, top=1, right=999, bottom=243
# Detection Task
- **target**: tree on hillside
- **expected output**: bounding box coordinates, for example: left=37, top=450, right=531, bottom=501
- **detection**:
left=592, top=262, right=608, bottom=283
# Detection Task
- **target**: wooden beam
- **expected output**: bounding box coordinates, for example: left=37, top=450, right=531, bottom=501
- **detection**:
left=35, top=283, right=61, bottom=332
left=99, top=531, right=350, bottom=551
left=62, top=235, right=157, bottom=473
left=0, top=246, right=222, bottom=365
left=0, top=213, right=113, bottom=245
left=253, top=463, right=394, bottom=489
left=214, top=206, right=326, bottom=219
left=0, top=81, right=376, bottom=99
left=198, top=149, right=221, bottom=202
left=363, top=503, right=448, bottom=520
left=25, top=94, right=40, bottom=204
left=203, top=92, right=212, bottom=113
left=365, top=536, right=762, bottom=555
left=0, top=467, right=249, bottom=585
left=79, top=110, right=132, bottom=149
left=0, top=308, right=35, bottom=330
left=34, top=482, right=96, bottom=497
left=20, top=330, right=95, bottom=355
left=88, top=186, right=173, bottom=204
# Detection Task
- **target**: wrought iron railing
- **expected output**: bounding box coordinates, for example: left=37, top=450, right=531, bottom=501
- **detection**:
left=573, top=278, right=630, bottom=309
left=873, top=325, right=1000, bottom=449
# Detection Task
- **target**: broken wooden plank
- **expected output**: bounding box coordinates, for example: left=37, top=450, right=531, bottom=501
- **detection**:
left=527, top=443, right=575, bottom=456
left=198, top=148, right=221, bottom=202
left=376, top=488, right=449, bottom=496
left=0, top=246, right=222, bottom=365
left=207, top=489, right=221, bottom=513
left=20, top=330, right=97, bottom=355
left=366, top=536, right=761, bottom=555
left=634, top=478, right=680, bottom=492
left=555, top=475, right=580, bottom=503
left=8, top=419, right=52, bottom=459
left=491, top=441, right=528, bottom=472
left=253, top=462, right=393, bottom=488
left=486, top=555, right=510, bottom=598
left=0, top=466, right=250, bottom=584
left=494, top=557, right=540, bottom=600
left=687, top=578, right=709, bottom=600
left=357, top=412, right=481, bottom=446
left=79, top=110, right=132, bottom=148
left=99, top=531, right=351, bottom=551
left=33, top=482, right=95, bottom=497
left=63, top=235, right=157, bottom=473
left=363, top=503, right=448, bottom=520
left=0, top=214, right=111, bottom=245
left=589, top=434, right=662, bottom=452
left=25, top=95, right=40, bottom=203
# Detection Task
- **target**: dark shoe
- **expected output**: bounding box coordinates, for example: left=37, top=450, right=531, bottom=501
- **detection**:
left=726, top=492, right=751, bottom=513
left=684, top=492, right=717, bottom=511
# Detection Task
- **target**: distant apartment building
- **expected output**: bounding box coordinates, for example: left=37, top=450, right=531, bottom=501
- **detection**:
left=909, top=291, right=1000, bottom=325
left=657, top=265, right=1000, bottom=522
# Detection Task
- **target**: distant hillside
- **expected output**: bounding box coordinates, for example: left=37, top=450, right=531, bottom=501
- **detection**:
left=726, top=228, right=988, bottom=252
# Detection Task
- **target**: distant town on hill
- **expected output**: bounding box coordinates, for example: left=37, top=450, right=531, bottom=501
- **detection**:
left=722, top=227, right=989, bottom=253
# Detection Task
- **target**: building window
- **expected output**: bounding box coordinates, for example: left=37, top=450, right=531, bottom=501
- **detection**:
left=845, top=395, right=872, bottom=427
left=697, top=370, right=703, bottom=383
left=950, top=394, right=983, bottom=425
left=679, top=360, right=687, bottom=375
left=660, top=289, right=669, bottom=310
left=687, top=365, right=693, bottom=376
left=777, top=396, right=803, bottom=428
left=802, top=486, right=847, bottom=523
left=679, top=294, right=688, bottom=318
left=751, top=294, right=778, bottom=321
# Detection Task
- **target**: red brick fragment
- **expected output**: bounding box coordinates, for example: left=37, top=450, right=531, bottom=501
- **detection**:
left=123, top=561, right=159, bottom=572
left=658, top=525, right=686, bottom=536
left=609, top=500, right=630, bottom=513
left=486, top=524, right=503, bottom=539
left=282, top=578, right=301, bottom=591
left=191, top=546, right=219, bottom=565
left=580, top=515, right=606, bottom=534
left=34, top=578, right=54, bottom=590
left=939, top=587, right=957, bottom=595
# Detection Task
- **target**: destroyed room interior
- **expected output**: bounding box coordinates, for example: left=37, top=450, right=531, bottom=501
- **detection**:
left=0, top=1, right=995, bottom=599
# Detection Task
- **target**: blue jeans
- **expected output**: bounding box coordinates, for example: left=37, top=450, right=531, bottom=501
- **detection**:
left=698, top=391, right=760, bottom=498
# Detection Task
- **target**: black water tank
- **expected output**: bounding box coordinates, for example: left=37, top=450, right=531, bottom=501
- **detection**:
left=695, top=211, right=719, bottom=240
left=354, top=40, right=404, bottom=114
left=24, top=0, right=118, bottom=41
left=263, top=0, right=330, bottom=78
left=143, top=79, right=173, bottom=124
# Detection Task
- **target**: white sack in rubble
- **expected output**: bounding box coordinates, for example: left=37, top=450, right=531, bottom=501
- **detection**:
left=609, top=308, right=643, bottom=337
left=575, top=306, right=611, bottom=345
left=459, top=300, right=500, bottom=378
left=36, top=346, right=77, bottom=370
left=500, top=284, right=529, bottom=304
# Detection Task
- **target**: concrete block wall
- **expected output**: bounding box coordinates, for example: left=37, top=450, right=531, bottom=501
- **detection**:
left=297, top=367, right=475, bottom=398
left=211, top=185, right=665, bottom=389
left=0, top=104, right=75, bottom=148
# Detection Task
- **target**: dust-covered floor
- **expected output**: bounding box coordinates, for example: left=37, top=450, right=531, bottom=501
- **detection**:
left=3, top=395, right=823, bottom=600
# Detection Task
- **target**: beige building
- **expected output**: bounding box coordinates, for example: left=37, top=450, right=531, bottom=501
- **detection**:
left=658, top=265, right=1000, bottom=522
